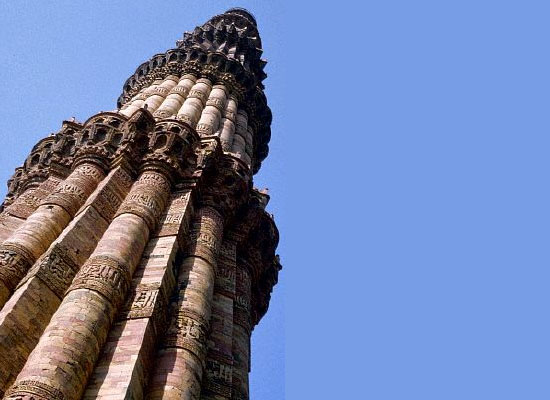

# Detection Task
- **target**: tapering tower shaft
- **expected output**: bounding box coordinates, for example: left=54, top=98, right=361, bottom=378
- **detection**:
left=1, top=9, right=281, bottom=400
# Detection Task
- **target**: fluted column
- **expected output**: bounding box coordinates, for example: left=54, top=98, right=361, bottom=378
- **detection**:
left=154, top=74, right=197, bottom=119
left=5, top=169, right=172, bottom=400
left=0, top=162, right=105, bottom=307
left=218, top=96, right=238, bottom=152
left=200, top=238, right=237, bottom=400
left=176, top=78, right=212, bottom=128
left=243, top=126, right=254, bottom=166
left=231, top=260, right=252, bottom=400
left=0, top=175, right=64, bottom=242
left=196, top=85, right=227, bottom=136
left=231, top=110, right=248, bottom=162
left=83, top=187, right=195, bottom=399
left=120, top=78, right=165, bottom=117
left=147, top=206, right=224, bottom=400
left=143, top=76, right=179, bottom=113
left=0, top=164, right=133, bottom=396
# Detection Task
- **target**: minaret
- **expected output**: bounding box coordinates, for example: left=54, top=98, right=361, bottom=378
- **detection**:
left=0, top=8, right=280, bottom=400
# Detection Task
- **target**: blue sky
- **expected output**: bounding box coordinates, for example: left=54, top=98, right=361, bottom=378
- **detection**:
left=2, top=1, right=550, bottom=399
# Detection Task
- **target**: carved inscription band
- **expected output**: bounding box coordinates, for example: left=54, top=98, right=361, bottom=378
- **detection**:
left=0, top=243, right=36, bottom=292
left=68, top=255, right=131, bottom=308
left=116, top=171, right=171, bottom=231
left=189, top=206, right=224, bottom=263
left=5, top=380, right=65, bottom=400
left=41, top=164, right=105, bottom=216
left=164, top=311, right=210, bottom=363
left=19, top=247, right=79, bottom=299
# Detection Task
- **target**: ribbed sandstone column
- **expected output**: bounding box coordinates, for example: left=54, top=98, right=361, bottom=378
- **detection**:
left=154, top=74, right=197, bottom=119
left=176, top=78, right=212, bottom=128
left=143, top=76, right=179, bottom=113
left=0, top=162, right=105, bottom=308
left=218, top=96, right=238, bottom=152
left=120, top=78, right=165, bottom=117
left=83, top=188, right=195, bottom=399
left=200, top=238, right=237, bottom=399
left=5, top=169, right=172, bottom=400
left=0, top=165, right=133, bottom=396
left=146, top=206, right=224, bottom=400
left=231, top=259, right=252, bottom=400
left=196, top=85, right=227, bottom=136
left=0, top=175, right=63, bottom=243
left=243, top=126, right=253, bottom=166
left=231, top=110, right=248, bottom=162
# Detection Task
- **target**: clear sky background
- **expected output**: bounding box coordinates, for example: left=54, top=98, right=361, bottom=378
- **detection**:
left=1, top=1, right=550, bottom=399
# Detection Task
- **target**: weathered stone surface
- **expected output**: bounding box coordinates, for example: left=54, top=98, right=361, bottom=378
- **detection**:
left=200, top=239, right=237, bottom=400
left=0, top=163, right=105, bottom=308
left=146, top=207, right=223, bottom=399
left=83, top=188, right=193, bottom=399
left=0, top=175, right=63, bottom=242
left=0, top=166, right=133, bottom=395
left=0, top=9, right=281, bottom=400
left=6, top=171, right=170, bottom=399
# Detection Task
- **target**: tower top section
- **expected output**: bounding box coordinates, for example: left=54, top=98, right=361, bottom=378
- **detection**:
left=116, top=8, right=271, bottom=173
left=176, top=8, right=265, bottom=83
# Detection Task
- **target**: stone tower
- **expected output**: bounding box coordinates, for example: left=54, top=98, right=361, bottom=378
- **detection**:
left=0, top=8, right=281, bottom=400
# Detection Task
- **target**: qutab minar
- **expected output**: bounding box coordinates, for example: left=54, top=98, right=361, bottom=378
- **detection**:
left=0, top=8, right=281, bottom=400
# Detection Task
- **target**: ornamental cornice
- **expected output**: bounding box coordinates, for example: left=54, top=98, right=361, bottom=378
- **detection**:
left=196, top=150, right=251, bottom=221
left=139, top=119, right=199, bottom=183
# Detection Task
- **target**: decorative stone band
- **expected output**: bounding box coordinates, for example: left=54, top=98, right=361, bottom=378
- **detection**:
left=231, top=382, right=247, bottom=400
left=196, top=84, right=228, bottom=136
left=17, top=246, right=79, bottom=300
left=119, top=282, right=160, bottom=319
left=219, top=96, right=238, bottom=152
left=188, top=206, right=224, bottom=265
left=188, top=80, right=212, bottom=105
left=203, top=351, right=234, bottom=398
left=175, top=78, right=212, bottom=127
left=151, top=86, right=171, bottom=96
left=3, top=176, right=62, bottom=220
left=170, top=80, right=195, bottom=95
left=115, top=171, right=171, bottom=232
left=163, top=309, right=210, bottom=364
left=233, top=306, right=252, bottom=334
left=68, top=255, right=132, bottom=309
left=83, top=167, right=133, bottom=221
left=4, top=191, right=41, bottom=217
left=153, top=74, right=197, bottom=119
left=41, top=164, right=105, bottom=217
left=156, top=189, right=194, bottom=248
left=0, top=242, right=37, bottom=292
left=206, top=90, right=228, bottom=111
left=204, top=378, right=232, bottom=399
left=234, top=266, right=252, bottom=332
left=5, top=379, right=65, bottom=400
left=117, top=281, right=169, bottom=334
left=215, top=241, right=237, bottom=299
left=135, top=93, right=149, bottom=101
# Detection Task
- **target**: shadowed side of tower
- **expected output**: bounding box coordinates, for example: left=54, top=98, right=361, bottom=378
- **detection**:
left=0, top=9, right=280, bottom=400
